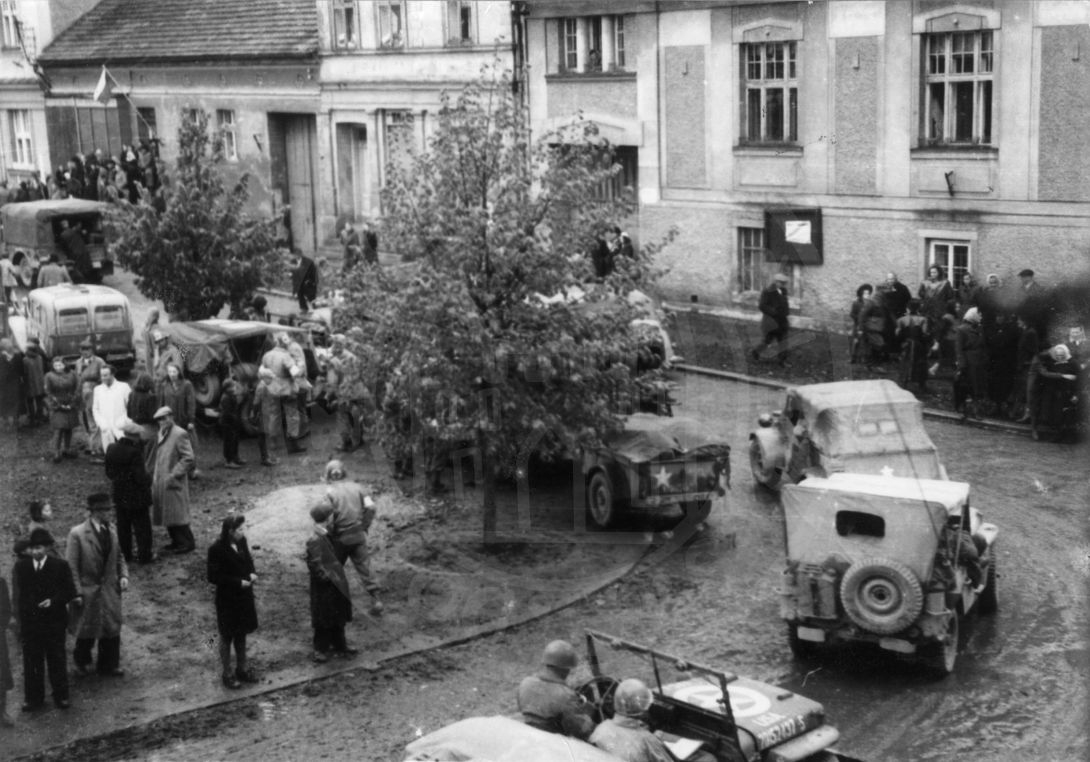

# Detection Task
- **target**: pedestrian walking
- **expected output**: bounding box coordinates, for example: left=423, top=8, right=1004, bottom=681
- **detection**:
left=12, top=529, right=80, bottom=711
left=752, top=273, right=791, bottom=361
left=323, top=460, right=383, bottom=614
left=105, top=423, right=155, bottom=565
left=206, top=514, right=259, bottom=689
left=149, top=406, right=197, bottom=554
left=44, top=356, right=80, bottom=462
left=305, top=502, right=356, bottom=663
left=66, top=493, right=129, bottom=677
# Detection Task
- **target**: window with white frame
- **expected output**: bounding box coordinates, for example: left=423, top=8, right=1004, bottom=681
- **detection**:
left=377, top=0, right=404, bottom=49
left=446, top=0, right=475, bottom=46
left=556, top=16, right=631, bottom=73
left=923, top=31, right=993, bottom=145
left=332, top=0, right=358, bottom=49
left=738, top=227, right=797, bottom=295
left=742, top=42, right=798, bottom=144
left=8, top=109, right=32, bottom=166
left=216, top=109, right=238, bottom=161
left=927, top=239, right=972, bottom=289
left=1, top=0, right=18, bottom=50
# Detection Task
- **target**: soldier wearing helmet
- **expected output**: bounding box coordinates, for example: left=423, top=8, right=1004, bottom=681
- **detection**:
left=516, top=640, right=595, bottom=740
left=589, top=678, right=680, bottom=762
left=323, top=460, right=383, bottom=614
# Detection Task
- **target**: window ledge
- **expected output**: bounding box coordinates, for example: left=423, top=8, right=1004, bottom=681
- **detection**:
left=733, top=144, right=803, bottom=157
left=546, top=70, right=637, bottom=82
left=910, top=145, right=998, bottom=159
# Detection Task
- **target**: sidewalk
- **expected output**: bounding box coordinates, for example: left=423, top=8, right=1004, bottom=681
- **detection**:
left=666, top=306, right=1034, bottom=436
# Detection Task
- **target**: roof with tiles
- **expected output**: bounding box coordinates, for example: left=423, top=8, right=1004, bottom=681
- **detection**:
left=39, top=0, right=318, bottom=65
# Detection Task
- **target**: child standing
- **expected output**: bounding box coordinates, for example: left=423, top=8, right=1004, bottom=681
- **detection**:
left=305, top=502, right=356, bottom=663
left=251, top=368, right=278, bottom=467
left=218, top=379, right=244, bottom=469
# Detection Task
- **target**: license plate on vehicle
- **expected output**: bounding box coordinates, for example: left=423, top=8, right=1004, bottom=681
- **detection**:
left=797, top=627, right=825, bottom=643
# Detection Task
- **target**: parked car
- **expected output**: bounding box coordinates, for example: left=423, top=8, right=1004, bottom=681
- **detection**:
left=10, top=284, right=135, bottom=370
left=1, top=198, right=114, bottom=278
left=780, top=473, right=998, bottom=676
left=748, top=379, right=947, bottom=490
left=404, top=629, right=859, bottom=762
left=152, top=319, right=319, bottom=424
left=583, top=413, right=730, bottom=529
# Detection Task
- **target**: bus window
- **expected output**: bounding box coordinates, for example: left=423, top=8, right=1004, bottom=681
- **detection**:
left=58, top=308, right=89, bottom=333
left=94, top=305, right=127, bottom=331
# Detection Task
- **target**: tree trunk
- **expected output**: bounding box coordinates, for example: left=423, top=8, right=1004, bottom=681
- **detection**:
left=479, top=429, right=498, bottom=543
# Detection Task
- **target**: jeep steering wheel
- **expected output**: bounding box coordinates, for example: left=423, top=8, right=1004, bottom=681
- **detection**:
left=577, top=676, right=619, bottom=723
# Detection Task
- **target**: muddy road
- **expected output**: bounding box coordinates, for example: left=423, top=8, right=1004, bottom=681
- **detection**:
left=15, top=374, right=1090, bottom=762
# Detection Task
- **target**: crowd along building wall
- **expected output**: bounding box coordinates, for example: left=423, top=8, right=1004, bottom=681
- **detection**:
left=525, top=0, right=1090, bottom=331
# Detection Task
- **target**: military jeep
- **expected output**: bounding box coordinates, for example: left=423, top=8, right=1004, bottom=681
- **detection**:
left=749, top=380, right=947, bottom=490
left=780, top=474, right=998, bottom=676
left=405, top=630, right=860, bottom=762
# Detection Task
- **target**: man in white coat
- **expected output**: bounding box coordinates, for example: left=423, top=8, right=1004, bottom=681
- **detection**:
left=91, top=365, right=131, bottom=453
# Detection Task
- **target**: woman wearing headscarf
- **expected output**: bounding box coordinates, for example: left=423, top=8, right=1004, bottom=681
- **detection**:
left=1027, top=344, right=1080, bottom=441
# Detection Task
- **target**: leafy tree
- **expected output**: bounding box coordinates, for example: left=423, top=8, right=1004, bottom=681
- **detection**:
left=107, top=110, right=284, bottom=319
left=337, top=67, right=675, bottom=538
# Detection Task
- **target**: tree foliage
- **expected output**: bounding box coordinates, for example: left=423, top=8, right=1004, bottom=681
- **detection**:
left=336, top=67, right=676, bottom=533
left=107, top=111, right=284, bottom=319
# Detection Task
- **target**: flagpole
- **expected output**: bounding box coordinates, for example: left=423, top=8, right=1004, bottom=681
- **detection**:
left=99, top=64, right=157, bottom=144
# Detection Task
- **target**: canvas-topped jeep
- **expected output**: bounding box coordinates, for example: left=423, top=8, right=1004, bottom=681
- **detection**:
left=405, top=629, right=860, bottom=762
left=780, top=473, right=998, bottom=676
left=749, top=380, right=947, bottom=490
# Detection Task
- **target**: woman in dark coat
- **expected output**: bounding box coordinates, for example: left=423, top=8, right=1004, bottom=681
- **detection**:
left=207, top=515, right=258, bottom=689
left=306, top=502, right=354, bottom=662
left=848, top=283, right=872, bottom=364
left=954, top=308, right=988, bottom=419
left=126, top=373, right=159, bottom=458
left=918, top=264, right=955, bottom=335
left=44, top=356, right=80, bottom=462
left=0, top=338, right=23, bottom=429
left=896, top=299, right=931, bottom=393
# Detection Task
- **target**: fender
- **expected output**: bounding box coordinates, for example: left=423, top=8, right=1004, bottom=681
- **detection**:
left=750, top=427, right=787, bottom=472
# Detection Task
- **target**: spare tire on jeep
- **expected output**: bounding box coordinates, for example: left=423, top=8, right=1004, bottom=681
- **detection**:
left=839, top=557, right=924, bottom=635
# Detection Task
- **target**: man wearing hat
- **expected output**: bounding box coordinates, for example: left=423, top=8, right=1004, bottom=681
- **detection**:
left=12, top=528, right=80, bottom=710
left=752, top=272, right=792, bottom=361
left=105, top=422, right=155, bottom=564
left=149, top=406, right=197, bottom=553
left=67, top=494, right=129, bottom=677
left=74, top=339, right=106, bottom=459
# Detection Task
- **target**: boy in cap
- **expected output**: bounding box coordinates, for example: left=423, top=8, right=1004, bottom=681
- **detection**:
left=12, top=529, right=80, bottom=710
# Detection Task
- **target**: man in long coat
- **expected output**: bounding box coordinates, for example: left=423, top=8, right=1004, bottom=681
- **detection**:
left=149, top=406, right=196, bottom=553
left=66, top=493, right=129, bottom=676
left=105, top=422, right=155, bottom=564
left=12, top=529, right=80, bottom=710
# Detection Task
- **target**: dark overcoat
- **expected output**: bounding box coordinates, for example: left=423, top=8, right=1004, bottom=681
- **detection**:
left=207, top=538, right=258, bottom=636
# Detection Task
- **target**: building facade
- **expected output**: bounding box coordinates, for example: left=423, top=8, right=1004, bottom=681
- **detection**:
left=0, top=0, right=100, bottom=185
left=526, top=0, right=1090, bottom=329
left=314, top=0, right=515, bottom=238
left=36, top=0, right=322, bottom=251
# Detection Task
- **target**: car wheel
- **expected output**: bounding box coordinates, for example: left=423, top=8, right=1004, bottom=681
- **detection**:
left=586, top=471, right=615, bottom=530
left=193, top=373, right=221, bottom=408
left=923, top=611, right=960, bottom=678
left=787, top=623, right=821, bottom=661
left=749, top=438, right=782, bottom=490
left=977, top=553, right=998, bottom=614
left=839, top=558, right=924, bottom=635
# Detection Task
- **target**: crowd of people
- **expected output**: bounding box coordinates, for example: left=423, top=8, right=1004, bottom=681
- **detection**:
left=0, top=141, right=162, bottom=207
left=848, top=267, right=1086, bottom=440
left=0, top=456, right=383, bottom=723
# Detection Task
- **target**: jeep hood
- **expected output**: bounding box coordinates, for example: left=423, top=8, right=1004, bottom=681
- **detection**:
left=662, top=676, right=829, bottom=756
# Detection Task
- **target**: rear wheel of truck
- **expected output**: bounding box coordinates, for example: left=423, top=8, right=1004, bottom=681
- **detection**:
left=586, top=471, right=615, bottom=530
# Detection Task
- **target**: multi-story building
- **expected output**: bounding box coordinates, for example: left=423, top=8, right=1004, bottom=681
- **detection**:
left=0, top=0, right=100, bottom=185
left=36, top=0, right=322, bottom=250
left=314, top=0, right=515, bottom=235
left=525, top=1, right=1090, bottom=329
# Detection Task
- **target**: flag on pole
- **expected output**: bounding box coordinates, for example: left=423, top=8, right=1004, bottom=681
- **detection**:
left=92, top=66, right=113, bottom=103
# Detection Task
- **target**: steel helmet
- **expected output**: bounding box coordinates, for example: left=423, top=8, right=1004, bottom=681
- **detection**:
left=541, top=640, right=578, bottom=671
left=613, top=679, right=654, bottom=718
left=324, top=459, right=347, bottom=482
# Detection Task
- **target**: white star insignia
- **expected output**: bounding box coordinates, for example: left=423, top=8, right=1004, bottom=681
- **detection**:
left=654, top=466, right=672, bottom=489
left=880, top=465, right=894, bottom=477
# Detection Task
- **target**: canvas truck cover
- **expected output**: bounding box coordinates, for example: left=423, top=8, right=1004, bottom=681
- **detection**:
left=155, top=319, right=309, bottom=377
left=404, top=716, right=618, bottom=762
left=782, top=474, right=968, bottom=582
left=785, top=379, right=943, bottom=479
left=2, top=199, right=110, bottom=247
